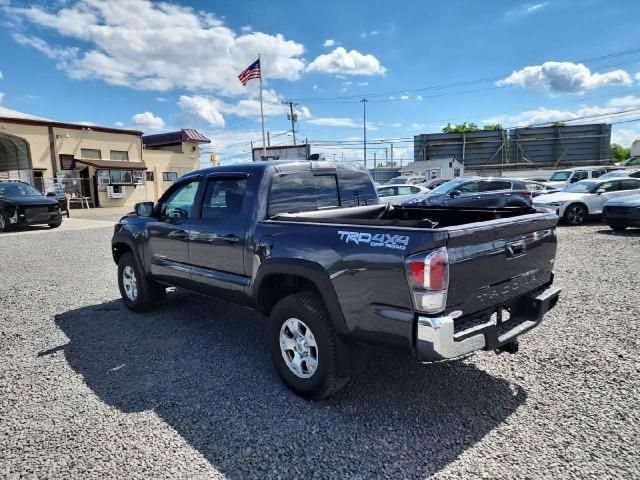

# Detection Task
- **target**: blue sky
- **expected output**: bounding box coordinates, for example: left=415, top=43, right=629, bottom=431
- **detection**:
left=1, top=0, right=640, bottom=165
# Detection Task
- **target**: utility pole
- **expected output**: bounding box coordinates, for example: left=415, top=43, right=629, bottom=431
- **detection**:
left=385, top=148, right=388, bottom=165
left=267, top=131, right=270, bottom=147
left=285, top=101, right=297, bottom=145
left=390, top=143, right=394, bottom=166
left=341, top=151, right=344, bottom=162
left=361, top=98, right=368, bottom=169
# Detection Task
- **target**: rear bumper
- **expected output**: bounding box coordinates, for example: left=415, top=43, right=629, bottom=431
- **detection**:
left=416, top=285, right=561, bottom=361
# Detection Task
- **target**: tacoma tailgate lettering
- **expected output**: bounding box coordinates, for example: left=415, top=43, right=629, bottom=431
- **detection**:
left=338, top=230, right=409, bottom=250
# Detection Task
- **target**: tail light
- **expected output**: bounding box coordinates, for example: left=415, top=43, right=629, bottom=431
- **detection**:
left=405, top=247, right=449, bottom=314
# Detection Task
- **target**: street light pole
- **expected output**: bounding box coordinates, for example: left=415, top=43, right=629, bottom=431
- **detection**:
left=361, top=98, right=368, bottom=169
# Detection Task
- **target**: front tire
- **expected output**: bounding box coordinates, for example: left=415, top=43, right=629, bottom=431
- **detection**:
left=563, top=203, right=588, bottom=225
left=49, top=219, right=62, bottom=229
left=0, top=212, right=9, bottom=232
left=269, top=291, right=350, bottom=399
left=117, top=252, right=165, bottom=312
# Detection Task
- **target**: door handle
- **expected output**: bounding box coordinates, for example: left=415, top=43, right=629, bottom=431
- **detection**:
left=504, top=193, right=511, bottom=196
left=473, top=196, right=481, bottom=199
left=223, top=234, right=240, bottom=243
left=168, top=229, right=189, bottom=241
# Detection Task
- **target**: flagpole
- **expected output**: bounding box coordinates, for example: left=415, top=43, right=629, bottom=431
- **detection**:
left=258, top=54, right=267, bottom=159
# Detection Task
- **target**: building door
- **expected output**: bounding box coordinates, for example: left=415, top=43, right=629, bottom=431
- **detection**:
left=33, top=171, right=45, bottom=193
left=91, top=174, right=100, bottom=207
left=79, top=167, right=91, bottom=199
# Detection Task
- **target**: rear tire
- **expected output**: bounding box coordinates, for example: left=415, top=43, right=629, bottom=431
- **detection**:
left=117, top=252, right=166, bottom=312
left=563, top=203, right=588, bottom=225
left=269, top=291, right=350, bottom=399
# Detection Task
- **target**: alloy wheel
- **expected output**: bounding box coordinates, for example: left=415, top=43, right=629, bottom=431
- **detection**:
left=279, top=318, right=319, bottom=379
left=122, top=265, right=138, bottom=301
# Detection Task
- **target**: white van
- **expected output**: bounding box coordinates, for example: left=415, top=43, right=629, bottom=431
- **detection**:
left=547, top=166, right=624, bottom=189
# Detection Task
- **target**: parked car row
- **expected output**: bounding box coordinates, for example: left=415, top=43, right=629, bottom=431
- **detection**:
left=376, top=168, right=640, bottom=230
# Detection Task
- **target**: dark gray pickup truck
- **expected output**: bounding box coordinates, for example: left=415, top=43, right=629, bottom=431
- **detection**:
left=112, top=161, right=561, bottom=398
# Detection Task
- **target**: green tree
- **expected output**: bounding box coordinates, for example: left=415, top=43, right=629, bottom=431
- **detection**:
left=442, top=122, right=503, bottom=133
left=610, top=143, right=631, bottom=162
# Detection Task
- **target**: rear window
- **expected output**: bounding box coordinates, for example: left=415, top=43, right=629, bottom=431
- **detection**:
left=268, top=171, right=340, bottom=216
left=337, top=169, right=377, bottom=207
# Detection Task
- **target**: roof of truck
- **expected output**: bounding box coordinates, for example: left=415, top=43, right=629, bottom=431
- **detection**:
left=184, top=160, right=368, bottom=179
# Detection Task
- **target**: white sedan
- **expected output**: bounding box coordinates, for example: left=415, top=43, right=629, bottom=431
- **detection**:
left=533, top=177, right=640, bottom=225
left=377, top=184, right=429, bottom=205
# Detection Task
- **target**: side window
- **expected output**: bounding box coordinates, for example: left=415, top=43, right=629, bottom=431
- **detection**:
left=599, top=181, right=617, bottom=192
left=201, top=178, right=247, bottom=220
left=160, top=180, right=199, bottom=219
left=397, top=186, right=414, bottom=195
left=628, top=157, right=640, bottom=166
left=572, top=171, right=588, bottom=182
left=377, top=187, right=395, bottom=197
left=620, top=179, right=640, bottom=190
left=630, top=171, right=640, bottom=178
left=526, top=182, right=543, bottom=191
left=458, top=181, right=479, bottom=193
left=409, top=186, right=421, bottom=194
left=480, top=180, right=511, bottom=192
left=591, top=169, right=605, bottom=178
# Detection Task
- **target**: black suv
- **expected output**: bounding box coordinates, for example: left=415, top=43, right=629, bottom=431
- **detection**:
left=402, top=177, right=532, bottom=208
left=0, top=181, right=62, bottom=232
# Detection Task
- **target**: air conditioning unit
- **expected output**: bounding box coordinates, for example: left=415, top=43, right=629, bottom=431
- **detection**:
left=98, top=176, right=110, bottom=185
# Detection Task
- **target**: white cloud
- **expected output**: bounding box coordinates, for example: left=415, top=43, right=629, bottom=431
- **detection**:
left=400, top=95, right=410, bottom=100
left=308, top=117, right=358, bottom=127
left=312, top=84, right=319, bottom=91
left=131, top=111, right=165, bottom=130
left=0, top=70, right=3, bottom=79
left=416, top=95, right=423, bottom=101
left=178, top=95, right=226, bottom=127
left=357, top=81, right=368, bottom=86
left=296, top=106, right=312, bottom=120
left=360, top=30, right=379, bottom=38
left=505, top=2, right=548, bottom=18
left=113, top=121, right=124, bottom=127
left=11, top=33, right=77, bottom=62
left=323, top=39, right=337, bottom=47
left=307, top=47, right=386, bottom=76
left=155, top=96, right=168, bottom=102
left=0, top=92, right=4, bottom=103
left=497, top=61, right=633, bottom=94
left=410, top=122, right=427, bottom=130
left=483, top=95, right=640, bottom=127
left=635, top=72, right=640, bottom=81
left=612, top=125, right=640, bottom=146
left=6, top=1, right=305, bottom=95
left=240, top=25, right=252, bottom=33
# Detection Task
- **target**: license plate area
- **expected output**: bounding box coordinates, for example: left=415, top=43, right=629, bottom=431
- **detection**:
left=27, top=207, right=50, bottom=222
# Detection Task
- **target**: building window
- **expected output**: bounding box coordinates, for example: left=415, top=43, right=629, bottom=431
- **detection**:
left=132, top=171, right=144, bottom=184
left=110, top=170, right=133, bottom=184
left=163, top=172, right=178, bottom=182
left=110, top=150, right=129, bottom=161
left=145, top=171, right=155, bottom=182
left=97, top=170, right=110, bottom=185
left=81, top=148, right=102, bottom=160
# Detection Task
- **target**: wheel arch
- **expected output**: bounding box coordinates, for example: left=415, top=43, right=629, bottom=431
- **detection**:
left=254, top=258, right=348, bottom=335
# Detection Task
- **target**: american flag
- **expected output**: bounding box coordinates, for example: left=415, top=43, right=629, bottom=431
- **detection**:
left=238, top=58, right=261, bottom=86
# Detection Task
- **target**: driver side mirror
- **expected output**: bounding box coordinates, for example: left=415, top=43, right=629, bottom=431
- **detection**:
left=448, top=189, right=462, bottom=198
left=46, top=192, right=56, bottom=197
left=596, top=188, right=606, bottom=195
left=134, top=201, right=154, bottom=216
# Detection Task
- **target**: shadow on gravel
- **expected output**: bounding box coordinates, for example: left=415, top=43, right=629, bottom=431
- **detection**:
left=50, top=291, right=525, bottom=479
left=595, top=228, right=640, bottom=237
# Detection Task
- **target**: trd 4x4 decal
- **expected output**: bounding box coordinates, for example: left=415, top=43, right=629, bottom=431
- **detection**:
left=337, top=231, right=409, bottom=251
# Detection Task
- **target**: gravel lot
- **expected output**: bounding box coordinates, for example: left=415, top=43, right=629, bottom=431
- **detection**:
left=1, top=218, right=639, bottom=479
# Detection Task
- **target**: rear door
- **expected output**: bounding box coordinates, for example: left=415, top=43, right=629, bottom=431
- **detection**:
left=146, top=178, right=201, bottom=286
left=445, top=180, right=481, bottom=207
left=479, top=179, right=513, bottom=207
left=187, top=174, right=251, bottom=302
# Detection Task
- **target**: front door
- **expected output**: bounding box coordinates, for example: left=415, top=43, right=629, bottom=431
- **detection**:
left=188, top=174, right=250, bottom=303
left=146, top=178, right=201, bottom=287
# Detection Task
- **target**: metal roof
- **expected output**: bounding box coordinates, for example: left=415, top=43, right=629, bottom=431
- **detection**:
left=142, top=129, right=211, bottom=147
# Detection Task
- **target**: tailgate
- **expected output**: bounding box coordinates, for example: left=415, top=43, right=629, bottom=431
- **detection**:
left=445, top=212, right=558, bottom=315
